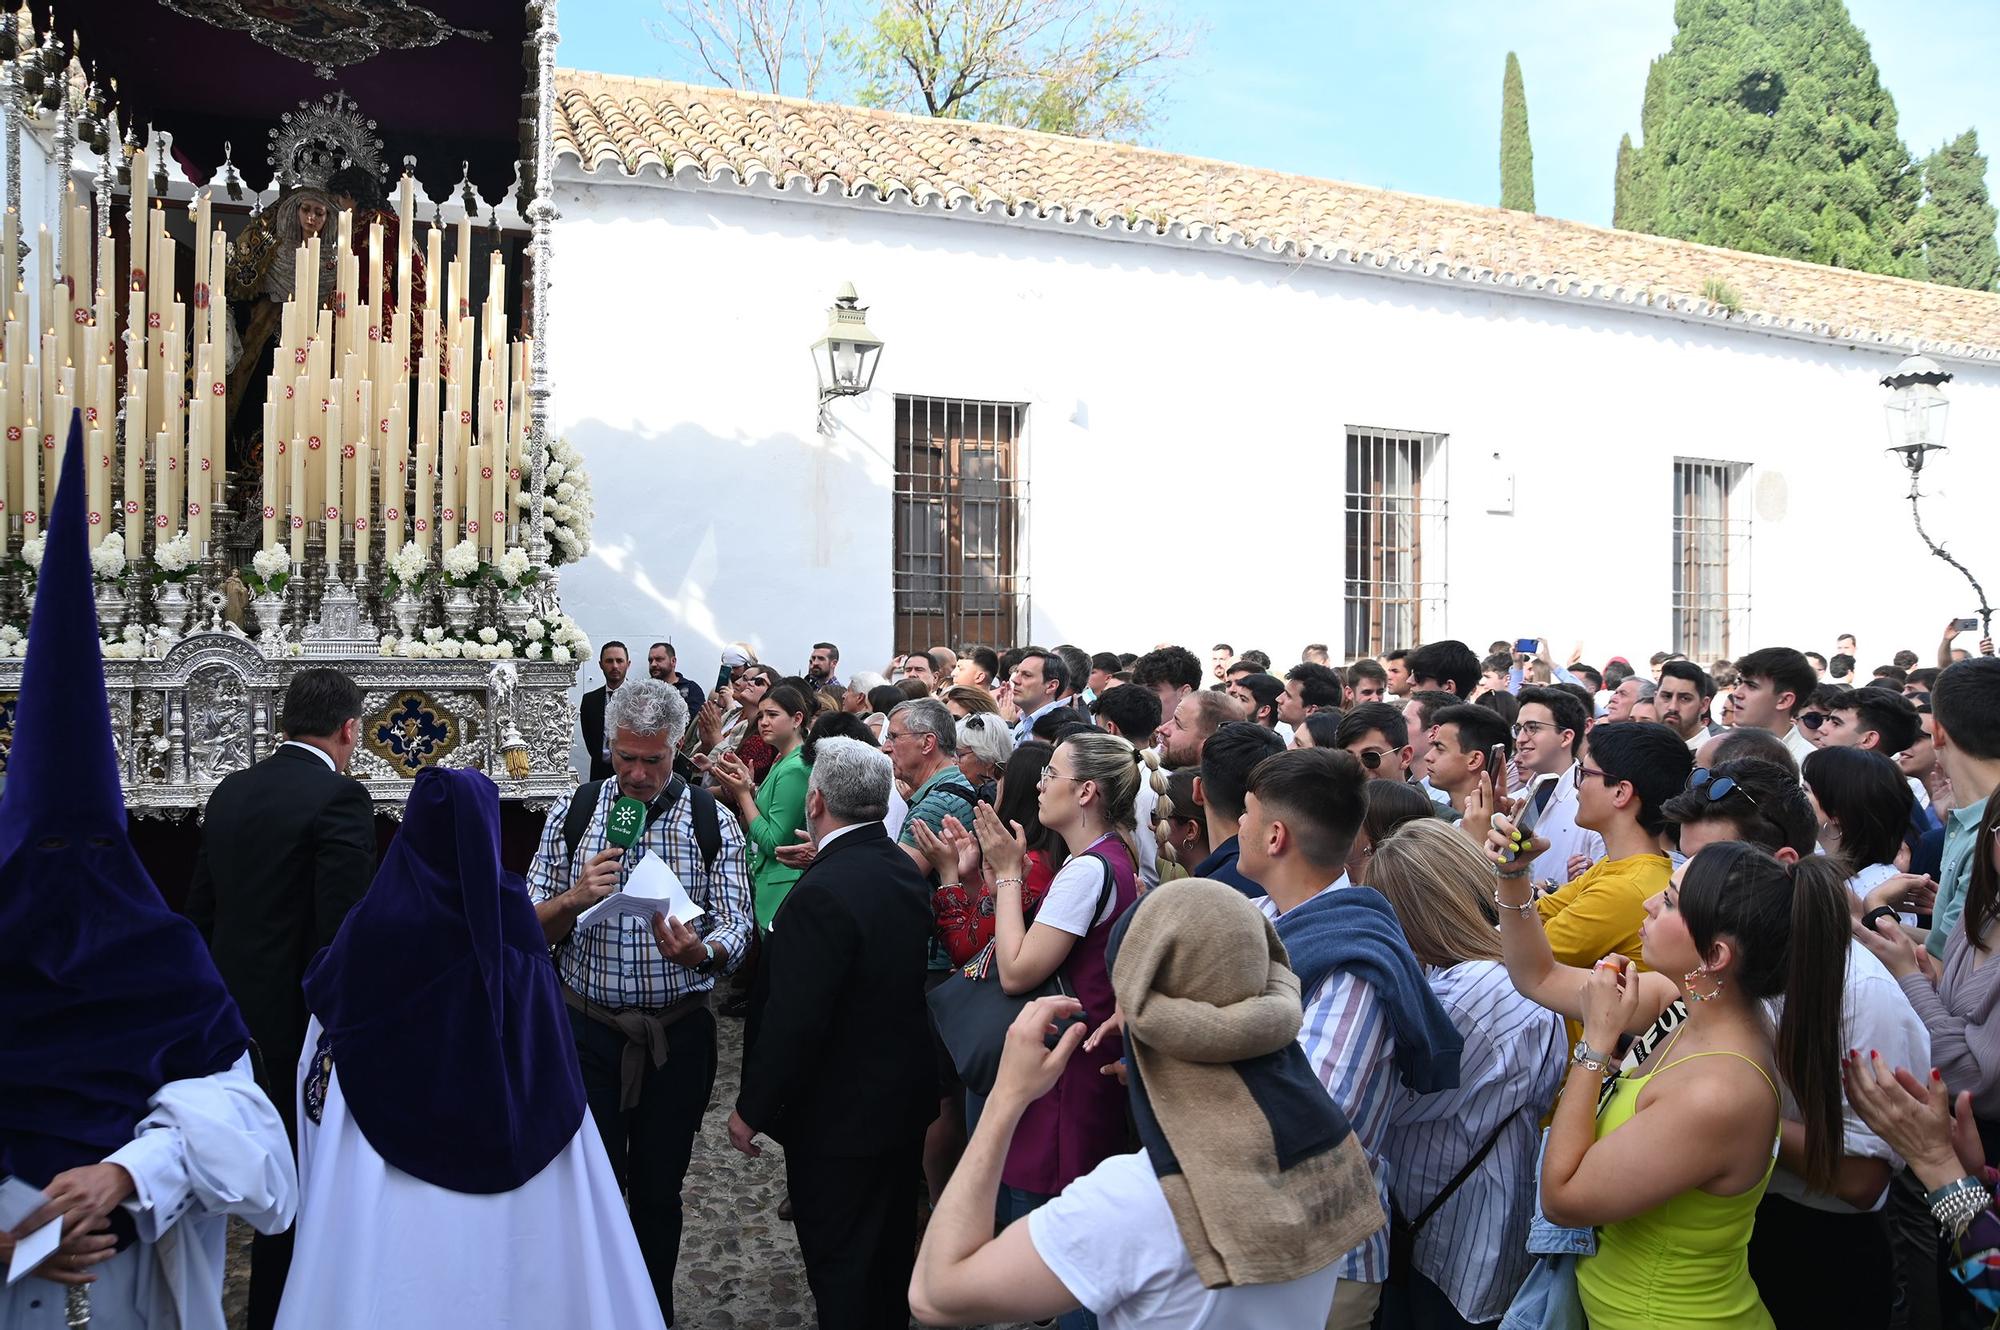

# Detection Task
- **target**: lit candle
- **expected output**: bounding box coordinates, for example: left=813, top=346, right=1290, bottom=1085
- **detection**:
left=87, top=425, right=108, bottom=536
left=123, top=370, right=146, bottom=558
left=19, top=399, right=36, bottom=536
left=440, top=383, right=459, bottom=547
left=367, top=220, right=384, bottom=342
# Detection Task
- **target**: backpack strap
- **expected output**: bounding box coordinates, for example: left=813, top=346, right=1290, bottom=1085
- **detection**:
left=684, top=781, right=723, bottom=871
left=561, top=779, right=607, bottom=869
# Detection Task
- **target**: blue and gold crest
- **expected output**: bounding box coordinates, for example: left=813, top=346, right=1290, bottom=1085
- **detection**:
left=365, top=691, right=460, bottom=776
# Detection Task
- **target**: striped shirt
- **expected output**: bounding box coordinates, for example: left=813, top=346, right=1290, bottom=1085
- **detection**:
left=525, top=778, right=755, bottom=1009
left=1386, top=961, right=1566, bottom=1322
left=1258, top=880, right=1395, bottom=1284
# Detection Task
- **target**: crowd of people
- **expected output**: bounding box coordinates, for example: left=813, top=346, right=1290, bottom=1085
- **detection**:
left=11, top=442, right=2000, bottom=1330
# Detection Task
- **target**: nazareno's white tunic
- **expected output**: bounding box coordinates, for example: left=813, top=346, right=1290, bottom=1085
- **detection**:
left=0, top=1054, right=297, bottom=1330
left=273, top=1018, right=665, bottom=1330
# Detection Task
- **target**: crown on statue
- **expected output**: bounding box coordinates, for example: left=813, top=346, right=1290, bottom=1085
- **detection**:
left=267, top=91, right=385, bottom=192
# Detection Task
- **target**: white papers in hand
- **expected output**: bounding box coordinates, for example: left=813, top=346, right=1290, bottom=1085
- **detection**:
left=575, top=849, right=708, bottom=932
left=0, top=1176, right=61, bottom=1284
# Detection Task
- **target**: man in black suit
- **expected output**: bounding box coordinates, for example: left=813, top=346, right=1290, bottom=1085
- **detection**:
left=730, top=736, right=938, bottom=1330
left=186, top=666, right=377, bottom=1330
left=578, top=639, right=630, bottom=781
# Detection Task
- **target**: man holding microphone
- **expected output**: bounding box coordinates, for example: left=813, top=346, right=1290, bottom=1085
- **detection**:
left=527, top=677, right=754, bottom=1330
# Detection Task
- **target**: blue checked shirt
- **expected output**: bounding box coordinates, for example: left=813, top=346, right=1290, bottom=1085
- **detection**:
left=526, top=778, right=755, bottom=1010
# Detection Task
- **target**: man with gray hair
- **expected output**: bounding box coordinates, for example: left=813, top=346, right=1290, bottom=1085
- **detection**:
left=731, top=738, right=937, bottom=1329
left=1602, top=675, right=1658, bottom=724
left=884, top=697, right=978, bottom=876
left=525, top=677, right=754, bottom=1328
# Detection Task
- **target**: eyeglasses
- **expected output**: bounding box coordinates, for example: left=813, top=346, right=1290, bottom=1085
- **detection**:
left=1512, top=721, right=1561, bottom=738
left=883, top=728, right=915, bottom=745
left=1574, top=762, right=1610, bottom=783
left=1799, top=712, right=1827, bottom=731
left=1688, top=766, right=1760, bottom=807
left=1037, top=767, right=1086, bottom=789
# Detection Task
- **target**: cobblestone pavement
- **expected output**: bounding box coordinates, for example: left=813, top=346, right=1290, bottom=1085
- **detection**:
left=227, top=1009, right=1031, bottom=1330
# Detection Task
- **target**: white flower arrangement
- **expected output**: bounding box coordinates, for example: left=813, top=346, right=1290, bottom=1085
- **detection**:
left=441, top=538, right=482, bottom=587
left=379, top=633, right=517, bottom=661
left=385, top=540, right=429, bottom=598
left=0, top=624, right=24, bottom=658
left=515, top=435, right=593, bottom=567
left=101, top=622, right=180, bottom=660
left=19, top=534, right=46, bottom=574
left=524, top=619, right=545, bottom=641
left=152, top=531, right=196, bottom=583
left=491, top=545, right=534, bottom=599
left=246, top=545, right=293, bottom=597
left=90, top=532, right=128, bottom=583
left=478, top=627, right=499, bottom=645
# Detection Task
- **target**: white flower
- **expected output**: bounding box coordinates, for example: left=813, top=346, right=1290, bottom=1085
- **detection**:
left=20, top=535, right=45, bottom=572
left=252, top=546, right=291, bottom=581
left=497, top=641, right=515, bottom=658
left=485, top=644, right=504, bottom=660
left=10, top=641, right=25, bottom=657
left=423, top=627, right=445, bottom=644
left=479, top=627, right=498, bottom=644
left=389, top=540, right=428, bottom=587
left=525, top=640, right=544, bottom=660
left=439, top=639, right=462, bottom=659
left=0, top=626, right=17, bottom=645
left=545, top=463, right=566, bottom=483
left=154, top=531, right=195, bottom=575
left=524, top=619, right=545, bottom=641
left=91, top=533, right=128, bottom=581
left=123, top=624, right=144, bottom=642
left=441, top=539, right=481, bottom=582
left=554, top=481, right=576, bottom=503
left=551, top=644, right=571, bottom=664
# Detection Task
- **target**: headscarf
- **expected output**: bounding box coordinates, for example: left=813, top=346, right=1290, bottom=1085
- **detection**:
left=257, top=188, right=338, bottom=303
left=302, top=766, right=586, bottom=1193
left=0, top=414, right=250, bottom=1187
left=1106, top=878, right=1384, bottom=1289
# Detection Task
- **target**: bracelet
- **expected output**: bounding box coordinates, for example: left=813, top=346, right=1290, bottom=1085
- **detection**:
left=994, top=877, right=1024, bottom=890
left=1928, top=1175, right=1991, bottom=1240
left=1493, top=887, right=1538, bottom=916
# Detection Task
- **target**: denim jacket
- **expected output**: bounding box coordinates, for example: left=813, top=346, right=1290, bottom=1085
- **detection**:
left=1499, top=1128, right=1594, bottom=1330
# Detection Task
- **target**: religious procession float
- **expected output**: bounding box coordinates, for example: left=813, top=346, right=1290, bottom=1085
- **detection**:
left=0, top=0, right=586, bottom=844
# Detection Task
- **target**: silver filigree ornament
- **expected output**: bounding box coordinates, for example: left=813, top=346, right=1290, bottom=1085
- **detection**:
left=158, top=0, right=491, bottom=82
left=267, top=90, right=384, bottom=193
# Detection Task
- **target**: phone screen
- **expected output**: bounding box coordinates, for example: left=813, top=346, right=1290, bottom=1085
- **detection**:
left=1955, top=618, right=1981, bottom=633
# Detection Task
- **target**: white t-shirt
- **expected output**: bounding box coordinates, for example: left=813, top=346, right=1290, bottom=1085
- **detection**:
left=1027, top=1151, right=1340, bottom=1330
left=1036, top=840, right=1124, bottom=936
left=1848, top=861, right=1913, bottom=927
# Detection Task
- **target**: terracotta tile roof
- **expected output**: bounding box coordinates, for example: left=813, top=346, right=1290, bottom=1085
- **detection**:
left=555, top=69, right=2000, bottom=362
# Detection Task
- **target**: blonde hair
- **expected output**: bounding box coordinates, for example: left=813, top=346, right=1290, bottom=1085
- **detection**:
left=1364, top=821, right=1504, bottom=968
left=1059, top=730, right=1145, bottom=873
left=940, top=684, right=1000, bottom=716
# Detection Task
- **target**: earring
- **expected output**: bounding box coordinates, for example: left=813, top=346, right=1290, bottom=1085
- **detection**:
left=1683, top=965, right=1724, bottom=1003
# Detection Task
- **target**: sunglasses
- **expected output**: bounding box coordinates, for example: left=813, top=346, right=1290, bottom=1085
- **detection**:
left=1688, top=766, right=1759, bottom=807
left=1352, top=747, right=1390, bottom=770
left=963, top=714, right=988, bottom=730
left=1799, top=712, right=1827, bottom=731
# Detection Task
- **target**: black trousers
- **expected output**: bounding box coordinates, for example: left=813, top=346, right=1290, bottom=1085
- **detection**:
left=245, top=1037, right=302, bottom=1330
left=1749, top=1191, right=1892, bottom=1328
left=570, top=1005, right=718, bottom=1328
left=787, top=1140, right=923, bottom=1330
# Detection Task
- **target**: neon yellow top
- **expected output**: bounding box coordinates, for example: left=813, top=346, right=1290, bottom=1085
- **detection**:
left=1575, top=1029, right=1780, bottom=1330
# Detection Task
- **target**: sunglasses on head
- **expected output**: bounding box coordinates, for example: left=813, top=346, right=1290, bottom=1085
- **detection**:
left=964, top=715, right=988, bottom=730
left=1688, top=766, right=1760, bottom=807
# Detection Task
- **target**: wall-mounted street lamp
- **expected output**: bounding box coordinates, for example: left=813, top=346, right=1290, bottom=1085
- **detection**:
left=1883, top=353, right=1991, bottom=637
left=811, top=282, right=883, bottom=434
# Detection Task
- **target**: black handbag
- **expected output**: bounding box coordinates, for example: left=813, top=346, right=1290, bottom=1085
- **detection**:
left=926, top=854, right=1114, bottom=1097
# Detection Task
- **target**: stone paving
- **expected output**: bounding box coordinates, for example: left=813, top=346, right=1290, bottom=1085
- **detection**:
left=226, top=1009, right=1031, bottom=1330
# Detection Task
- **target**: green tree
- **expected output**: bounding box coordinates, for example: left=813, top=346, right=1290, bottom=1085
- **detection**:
left=1909, top=130, right=2000, bottom=291
left=1613, top=133, right=1638, bottom=229
left=1614, top=0, right=1919, bottom=276
left=843, top=0, right=1194, bottom=140
left=1500, top=51, right=1535, bottom=212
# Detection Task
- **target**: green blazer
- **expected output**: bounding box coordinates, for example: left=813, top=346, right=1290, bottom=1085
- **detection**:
left=746, top=745, right=809, bottom=931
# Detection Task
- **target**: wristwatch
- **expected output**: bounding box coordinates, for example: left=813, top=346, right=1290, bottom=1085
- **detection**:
left=694, top=939, right=722, bottom=975
left=1571, top=1039, right=1617, bottom=1078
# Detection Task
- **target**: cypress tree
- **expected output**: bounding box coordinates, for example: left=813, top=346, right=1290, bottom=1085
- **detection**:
left=1911, top=130, right=2000, bottom=291
left=1613, top=133, right=1638, bottom=229
left=1613, top=0, right=1917, bottom=275
left=1500, top=52, right=1535, bottom=212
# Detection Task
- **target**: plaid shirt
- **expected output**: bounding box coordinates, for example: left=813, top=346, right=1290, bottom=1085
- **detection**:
left=526, top=777, right=755, bottom=1010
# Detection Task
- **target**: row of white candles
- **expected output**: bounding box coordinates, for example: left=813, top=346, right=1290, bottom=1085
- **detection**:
left=0, top=155, right=533, bottom=571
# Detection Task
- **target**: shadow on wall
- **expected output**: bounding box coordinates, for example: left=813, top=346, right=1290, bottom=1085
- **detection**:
left=555, top=415, right=889, bottom=699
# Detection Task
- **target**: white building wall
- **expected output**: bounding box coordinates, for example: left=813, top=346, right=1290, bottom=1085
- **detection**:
left=549, top=171, right=2000, bottom=683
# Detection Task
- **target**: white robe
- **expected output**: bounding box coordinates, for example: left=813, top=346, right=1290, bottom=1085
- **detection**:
left=274, top=1019, right=664, bottom=1330
left=0, top=1054, right=297, bottom=1330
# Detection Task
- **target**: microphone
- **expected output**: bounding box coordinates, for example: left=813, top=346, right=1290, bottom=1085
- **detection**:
left=605, top=795, right=649, bottom=851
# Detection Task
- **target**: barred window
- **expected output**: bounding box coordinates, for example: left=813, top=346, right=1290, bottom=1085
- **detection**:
left=1344, top=428, right=1447, bottom=658
left=894, top=396, right=1029, bottom=655
left=1671, top=458, right=1752, bottom=660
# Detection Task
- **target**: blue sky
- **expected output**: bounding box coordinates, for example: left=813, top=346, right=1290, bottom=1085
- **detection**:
left=560, top=0, right=2000, bottom=229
